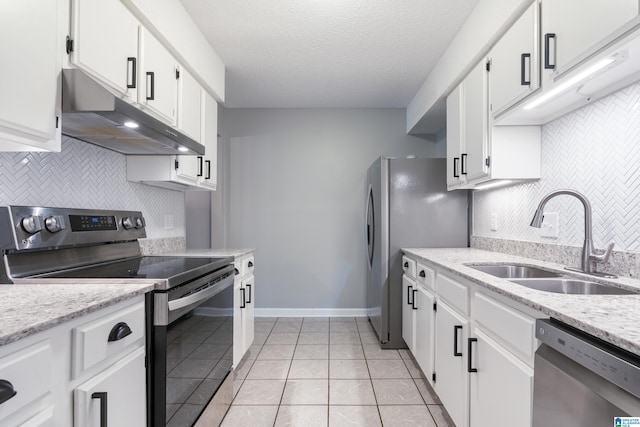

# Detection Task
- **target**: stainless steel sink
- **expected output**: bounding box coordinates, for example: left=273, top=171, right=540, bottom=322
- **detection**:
left=510, top=278, right=639, bottom=295
left=467, top=264, right=563, bottom=279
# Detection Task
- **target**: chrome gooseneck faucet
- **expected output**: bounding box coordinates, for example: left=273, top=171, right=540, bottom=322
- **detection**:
left=530, top=189, right=616, bottom=278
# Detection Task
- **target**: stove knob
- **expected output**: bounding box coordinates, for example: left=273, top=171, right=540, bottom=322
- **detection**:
left=21, top=215, right=43, bottom=234
left=122, top=217, right=134, bottom=230
left=44, top=215, right=65, bottom=233
left=134, top=216, right=145, bottom=229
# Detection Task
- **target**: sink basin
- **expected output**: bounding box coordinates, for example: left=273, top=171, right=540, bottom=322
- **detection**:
left=467, top=264, right=563, bottom=279
left=510, top=278, right=639, bottom=295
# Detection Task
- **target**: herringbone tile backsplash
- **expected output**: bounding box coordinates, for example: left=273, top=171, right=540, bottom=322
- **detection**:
left=474, top=82, right=640, bottom=252
left=0, top=137, right=185, bottom=238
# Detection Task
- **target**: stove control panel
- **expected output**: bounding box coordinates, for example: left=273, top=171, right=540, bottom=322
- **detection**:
left=1, top=206, right=147, bottom=251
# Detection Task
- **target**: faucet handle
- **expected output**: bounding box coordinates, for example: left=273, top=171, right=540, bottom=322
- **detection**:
left=592, top=242, right=615, bottom=264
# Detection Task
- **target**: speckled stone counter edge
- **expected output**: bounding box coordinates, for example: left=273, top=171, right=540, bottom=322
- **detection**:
left=472, top=236, right=640, bottom=279
left=139, top=237, right=186, bottom=255
left=402, top=247, right=640, bottom=355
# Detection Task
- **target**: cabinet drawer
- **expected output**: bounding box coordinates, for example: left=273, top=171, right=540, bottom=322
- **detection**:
left=416, top=263, right=435, bottom=291
left=402, top=256, right=416, bottom=279
left=72, top=302, right=145, bottom=378
left=436, top=273, right=468, bottom=316
left=0, top=341, right=52, bottom=422
left=473, top=292, right=535, bottom=361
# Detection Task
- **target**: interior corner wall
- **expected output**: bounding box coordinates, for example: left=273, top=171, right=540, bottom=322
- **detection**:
left=220, top=108, right=445, bottom=310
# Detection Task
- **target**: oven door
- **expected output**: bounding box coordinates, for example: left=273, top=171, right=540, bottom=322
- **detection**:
left=147, top=268, right=235, bottom=427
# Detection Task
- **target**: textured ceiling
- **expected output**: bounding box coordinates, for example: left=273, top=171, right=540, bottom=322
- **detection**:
left=180, top=0, right=479, bottom=108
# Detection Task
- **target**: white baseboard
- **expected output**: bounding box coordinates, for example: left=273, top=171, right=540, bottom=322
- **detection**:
left=254, top=308, right=368, bottom=318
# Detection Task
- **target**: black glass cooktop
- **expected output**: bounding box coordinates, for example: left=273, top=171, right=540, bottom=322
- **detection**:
left=41, top=256, right=232, bottom=288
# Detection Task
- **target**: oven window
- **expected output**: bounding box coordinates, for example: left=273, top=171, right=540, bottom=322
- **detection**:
left=164, top=309, right=232, bottom=425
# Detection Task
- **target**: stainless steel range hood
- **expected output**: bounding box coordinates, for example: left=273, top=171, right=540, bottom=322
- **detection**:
left=61, top=69, right=205, bottom=155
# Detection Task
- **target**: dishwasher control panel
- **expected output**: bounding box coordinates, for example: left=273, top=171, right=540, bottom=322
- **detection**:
left=536, top=318, right=640, bottom=399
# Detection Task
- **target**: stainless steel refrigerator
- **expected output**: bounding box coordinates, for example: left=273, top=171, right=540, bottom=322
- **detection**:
left=365, top=157, right=469, bottom=348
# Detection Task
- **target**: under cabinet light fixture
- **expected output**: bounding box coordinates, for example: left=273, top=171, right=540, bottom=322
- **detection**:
left=177, top=146, right=189, bottom=152
left=473, top=180, right=514, bottom=191
left=123, top=121, right=139, bottom=129
left=523, top=57, right=616, bottom=110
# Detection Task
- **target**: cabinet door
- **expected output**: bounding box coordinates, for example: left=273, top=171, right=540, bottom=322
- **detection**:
left=434, top=301, right=469, bottom=427
left=542, top=0, right=639, bottom=78
left=469, top=328, right=533, bottom=427
left=139, top=28, right=177, bottom=124
left=414, top=287, right=435, bottom=383
left=463, top=60, right=490, bottom=183
left=177, top=67, right=202, bottom=142
left=70, top=0, right=139, bottom=100
left=0, top=0, right=61, bottom=152
left=74, top=347, right=146, bottom=427
left=489, top=2, right=539, bottom=117
left=446, top=84, right=465, bottom=189
left=242, top=275, right=255, bottom=352
left=402, top=275, right=416, bottom=352
left=200, top=91, right=219, bottom=190
left=174, top=155, right=203, bottom=185
left=232, top=276, right=243, bottom=366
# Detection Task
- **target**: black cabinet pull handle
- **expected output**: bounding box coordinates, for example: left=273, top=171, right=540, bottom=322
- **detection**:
left=407, top=285, right=413, bottom=305
left=544, top=33, right=556, bottom=70
left=403, top=261, right=409, bottom=268
left=205, top=160, right=211, bottom=179
left=146, top=71, right=155, bottom=100
left=127, top=57, right=137, bottom=89
left=246, top=284, right=252, bottom=304
left=412, top=289, right=417, bottom=310
left=197, top=156, right=203, bottom=177
left=454, top=326, right=463, bottom=357
left=234, top=268, right=240, bottom=275
left=92, top=392, right=108, bottom=427
left=419, top=270, right=426, bottom=278
left=521, top=53, right=531, bottom=85
left=248, top=261, right=254, bottom=268
left=468, top=338, right=478, bottom=373
left=453, top=157, right=460, bottom=178
left=240, top=288, right=246, bottom=309
left=108, top=322, right=132, bottom=342
left=0, top=380, right=17, bottom=405
left=461, top=153, right=467, bottom=175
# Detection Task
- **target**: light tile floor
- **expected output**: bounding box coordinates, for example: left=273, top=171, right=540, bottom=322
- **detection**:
left=220, top=317, right=455, bottom=427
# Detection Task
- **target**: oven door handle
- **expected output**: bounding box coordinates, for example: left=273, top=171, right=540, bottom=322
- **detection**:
left=168, top=274, right=234, bottom=312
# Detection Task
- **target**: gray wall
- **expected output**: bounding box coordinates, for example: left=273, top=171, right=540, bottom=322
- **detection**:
left=217, top=108, right=444, bottom=311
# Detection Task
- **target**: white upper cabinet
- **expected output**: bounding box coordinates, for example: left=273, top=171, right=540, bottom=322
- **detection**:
left=462, top=60, right=490, bottom=183
left=199, top=91, right=219, bottom=190
left=138, top=28, right=178, bottom=125
left=69, top=0, right=139, bottom=101
left=177, top=67, right=202, bottom=142
left=541, top=0, right=639, bottom=80
left=446, top=85, right=466, bottom=190
left=0, top=0, right=61, bottom=152
left=489, top=2, right=539, bottom=118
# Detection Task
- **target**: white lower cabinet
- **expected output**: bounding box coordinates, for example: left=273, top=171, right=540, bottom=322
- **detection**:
left=233, top=253, right=256, bottom=367
left=402, top=274, right=416, bottom=352
left=0, top=296, right=146, bottom=427
left=413, top=285, right=435, bottom=384
left=469, top=328, right=533, bottom=427
left=74, top=347, right=146, bottom=427
left=434, top=300, right=469, bottom=427
left=402, top=253, right=540, bottom=427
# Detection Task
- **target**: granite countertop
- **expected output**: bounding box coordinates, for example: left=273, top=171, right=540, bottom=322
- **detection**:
left=0, top=283, right=154, bottom=347
left=160, top=248, right=255, bottom=259
left=403, top=248, right=640, bottom=355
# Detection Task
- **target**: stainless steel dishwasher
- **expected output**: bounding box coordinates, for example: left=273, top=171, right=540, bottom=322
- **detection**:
left=533, top=319, right=640, bottom=426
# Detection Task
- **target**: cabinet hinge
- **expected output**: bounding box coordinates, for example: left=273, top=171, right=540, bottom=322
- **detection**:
left=65, top=36, right=74, bottom=54
left=433, top=302, right=437, bottom=312
left=432, top=372, right=436, bottom=383
left=485, top=60, right=491, bottom=72
left=55, top=116, right=59, bottom=129
left=485, top=156, right=491, bottom=167
left=174, top=160, right=179, bottom=170
left=175, top=69, right=180, bottom=79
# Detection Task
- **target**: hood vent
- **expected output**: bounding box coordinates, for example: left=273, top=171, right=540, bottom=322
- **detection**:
left=61, top=69, right=205, bottom=155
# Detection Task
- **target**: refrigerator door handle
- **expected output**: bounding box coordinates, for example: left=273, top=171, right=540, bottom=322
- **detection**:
left=366, top=184, right=375, bottom=268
